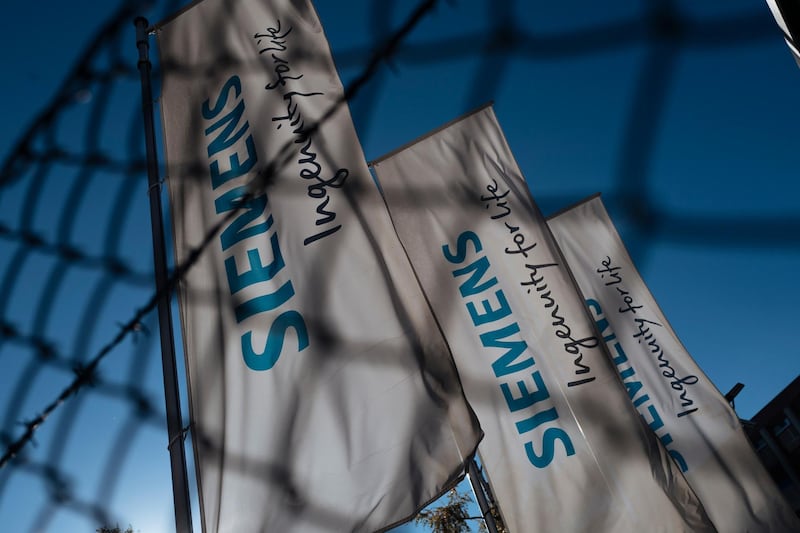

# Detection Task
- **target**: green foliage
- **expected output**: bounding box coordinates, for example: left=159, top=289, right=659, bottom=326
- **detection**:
left=414, top=489, right=476, bottom=533
left=414, top=487, right=510, bottom=533
left=478, top=505, right=509, bottom=533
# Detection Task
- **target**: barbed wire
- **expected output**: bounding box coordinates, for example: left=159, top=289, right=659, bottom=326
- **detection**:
left=0, top=0, right=794, bottom=530
left=0, top=0, right=456, bottom=529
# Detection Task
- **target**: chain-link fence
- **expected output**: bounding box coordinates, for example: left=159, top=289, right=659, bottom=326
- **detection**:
left=0, top=0, right=797, bottom=530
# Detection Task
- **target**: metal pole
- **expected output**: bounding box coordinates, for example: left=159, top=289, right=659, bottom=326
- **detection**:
left=134, top=16, right=193, bottom=533
left=468, top=458, right=499, bottom=533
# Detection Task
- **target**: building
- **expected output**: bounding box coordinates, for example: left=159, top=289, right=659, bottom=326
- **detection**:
left=742, top=376, right=800, bottom=517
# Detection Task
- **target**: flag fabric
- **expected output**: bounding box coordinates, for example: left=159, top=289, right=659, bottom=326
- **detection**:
left=548, top=194, right=800, bottom=532
left=155, top=0, right=482, bottom=531
left=371, top=105, right=715, bottom=533
left=766, top=0, right=800, bottom=67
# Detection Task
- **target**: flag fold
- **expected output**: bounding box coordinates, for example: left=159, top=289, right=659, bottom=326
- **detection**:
left=549, top=194, right=800, bottom=532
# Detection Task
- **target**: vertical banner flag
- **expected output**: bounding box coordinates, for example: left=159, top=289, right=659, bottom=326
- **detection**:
left=548, top=195, right=800, bottom=532
left=371, top=105, right=715, bottom=533
left=155, top=0, right=482, bottom=531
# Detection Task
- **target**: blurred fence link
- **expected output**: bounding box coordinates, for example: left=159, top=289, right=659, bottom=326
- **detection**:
left=0, top=0, right=787, bottom=530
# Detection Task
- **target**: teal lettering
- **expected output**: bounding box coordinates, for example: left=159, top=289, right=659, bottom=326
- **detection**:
left=625, top=379, right=644, bottom=401
left=442, top=230, right=482, bottom=264
left=210, top=135, right=257, bottom=189
left=516, top=406, right=558, bottom=434
left=633, top=393, right=650, bottom=408
left=525, top=428, right=576, bottom=468
left=242, top=310, right=309, bottom=371
left=214, top=186, right=270, bottom=251
left=588, top=296, right=689, bottom=471
left=642, top=404, right=665, bottom=432
left=443, top=232, right=572, bottom=470
left=500, top=371, right=549, bottom=412
left=609, top=341, right=627, bottom=365
left=202, top=75, right=242, bottom=120
left=205, top=99, right=249, bottom=157
left=483, top=323, right=533, bottom=377
left=235, top=280, right=295, bottom=323
left=586, top=298, right=602, bottom=319
left=225, top=236, right=285, bottom=294
left=204, top=79, right=307, bottom=372
left=452, top=256, right=497, bottom=297
left=467, top=289, right=512, bottom=326
left=669, top=450, right=688, bottom=472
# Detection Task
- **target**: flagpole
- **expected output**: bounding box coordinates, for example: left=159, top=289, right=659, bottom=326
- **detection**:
left=134, top=16, right=193, bottom=533
left=467, top=458, right=499, bottom=533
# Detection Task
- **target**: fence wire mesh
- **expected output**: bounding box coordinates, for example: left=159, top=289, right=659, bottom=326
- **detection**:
left=0, top=0, right=797, bottom=531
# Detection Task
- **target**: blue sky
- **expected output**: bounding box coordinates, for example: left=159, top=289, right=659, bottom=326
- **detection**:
left=0, top=0, right=798, bottom=531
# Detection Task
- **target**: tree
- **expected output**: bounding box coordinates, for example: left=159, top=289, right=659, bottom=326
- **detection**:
left=415, top=489, right=475, bottom=533
left=414, top=488, right=509, bottom=533
left=478, top=505, right=509, bottom=533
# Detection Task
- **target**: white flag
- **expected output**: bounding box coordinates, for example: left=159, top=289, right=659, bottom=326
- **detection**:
left=155, top=1, right=482, bottom=531
left=548, top=194, right=800, bottom=532
left=371, top=106, right=714, bottom=533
